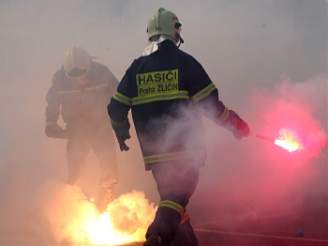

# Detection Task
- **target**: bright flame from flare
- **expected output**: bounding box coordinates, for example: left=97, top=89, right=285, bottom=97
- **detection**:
left=44, top=185, right=156, bottom=246
left=274, top=128, right=303, bottom=152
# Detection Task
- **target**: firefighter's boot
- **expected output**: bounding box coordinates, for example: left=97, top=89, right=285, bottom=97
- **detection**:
left=144, top=206, right=181, bottom=246
left=171, top=218, right=198, bottom=246
left=143, top=234, right=164, bottom=246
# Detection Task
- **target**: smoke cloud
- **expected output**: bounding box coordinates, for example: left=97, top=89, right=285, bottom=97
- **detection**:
left=0, top=0, right=327, bottom=244
left=192, top=76, right=328, bottom=234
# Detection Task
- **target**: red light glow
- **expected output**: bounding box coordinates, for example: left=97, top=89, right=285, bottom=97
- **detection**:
left=274, top=128, right=303, bottom=152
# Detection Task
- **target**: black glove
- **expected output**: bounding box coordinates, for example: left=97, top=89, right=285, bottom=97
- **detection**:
left=224, top=110, right=250, bottom=139
left=112, top=119, right=131, bottom=151
left=115, top=127, right=130, bottom=151
left=45, top=123, right=68, bottom=139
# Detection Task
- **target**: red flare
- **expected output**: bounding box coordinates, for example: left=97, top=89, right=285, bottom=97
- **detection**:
left=274, top=128, right=303, bottom=152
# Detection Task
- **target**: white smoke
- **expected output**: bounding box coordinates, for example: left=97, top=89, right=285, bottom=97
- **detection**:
left=0, top=0, right=327, bottom=243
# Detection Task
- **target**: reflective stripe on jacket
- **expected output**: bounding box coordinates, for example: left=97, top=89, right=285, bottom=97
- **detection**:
left=108, top=40, right=228, bottom=169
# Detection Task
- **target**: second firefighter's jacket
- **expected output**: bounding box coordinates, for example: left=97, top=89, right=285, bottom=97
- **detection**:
left=108, top=40, right=229, bottom=170
left=46, top=62, right=118, bottom=130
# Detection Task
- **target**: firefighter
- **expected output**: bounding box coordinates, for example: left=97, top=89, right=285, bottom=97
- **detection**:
left=107, top=8, right=250, bottom=246
left=45, top=46, right=118, bottom=210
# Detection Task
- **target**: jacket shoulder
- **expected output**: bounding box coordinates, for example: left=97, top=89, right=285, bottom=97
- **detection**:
left=89, top=61, right=118, bottom=83
left=132, top=55, right=148, bottom=65
left=91, top=61, right=111, bottom=75
left=92, top=61, right=108, bottom=71
left=177, top=49, right=201, bottom=66
left=92, top=62, right=115, bottom=76
left=51, top=67, right=67, bottom=86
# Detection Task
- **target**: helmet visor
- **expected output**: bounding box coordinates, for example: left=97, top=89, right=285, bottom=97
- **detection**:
left=174, top=22, right=182, bottom=29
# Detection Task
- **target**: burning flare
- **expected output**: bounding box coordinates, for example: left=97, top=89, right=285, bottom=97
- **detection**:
left=44, top=184, right=156, bottom=246
left=274, top=128, right=303, bottom=152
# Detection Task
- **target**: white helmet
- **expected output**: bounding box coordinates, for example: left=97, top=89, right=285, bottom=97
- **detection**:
left=147, top=8, right=183, bottom=44
left=63, top=46, right=92, bottom=78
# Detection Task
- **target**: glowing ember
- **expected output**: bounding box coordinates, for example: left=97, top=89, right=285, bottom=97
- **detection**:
left=44, top=185, right=156, bottom=246
left=274, top=128, right=303, bottom=152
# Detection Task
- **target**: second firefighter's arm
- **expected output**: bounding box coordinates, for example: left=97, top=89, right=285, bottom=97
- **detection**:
left=45, top=73, right=67, bottom=139
left=107, top=66, right=133, bottom=151
left=188, top=59, right=250, bottom=139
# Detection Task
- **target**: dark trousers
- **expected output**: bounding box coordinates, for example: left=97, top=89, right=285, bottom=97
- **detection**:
left=146, top=160, right=199, bottom=246
left=66, top=124, right=117, bottom=186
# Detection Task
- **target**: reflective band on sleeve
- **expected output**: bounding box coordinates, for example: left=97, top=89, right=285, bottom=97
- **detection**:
left=58, top=83, right=110, bottom=94
left=131, top=91, right=189, bottom=105
left=218, top=107, right=230, bottom=122
left=113, top=92, right=132, bottom=106
left=85, top=83, right=109, bottom=91
left=58, top=89, right=80, bottom=95
left=191, top=83, right=216, bottom=103
left=159, top=200, right=185, bottom=215
left=144, top=151, right=191, bottom=165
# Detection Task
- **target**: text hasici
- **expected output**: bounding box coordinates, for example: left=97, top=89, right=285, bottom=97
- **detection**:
left=136, top=69, right=179, bottom=97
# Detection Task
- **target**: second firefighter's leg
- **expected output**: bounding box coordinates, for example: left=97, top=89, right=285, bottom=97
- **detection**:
left=92, top=126, right=118, bottom=210
left=144, top=161, right=199, bottom=246
left=66, top=137, right=89, bottom=185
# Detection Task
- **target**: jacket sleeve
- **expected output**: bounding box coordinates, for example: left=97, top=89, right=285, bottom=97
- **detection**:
left=107, top=62, right=134, bottom=129
left=45, top=74, right=61, bottom=125
left=187, top=57, right=230, bottom=124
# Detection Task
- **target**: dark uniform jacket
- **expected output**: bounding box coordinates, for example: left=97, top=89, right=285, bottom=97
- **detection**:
left=46, top=62, right=118, bottom=131
left=108, top=40, right=229, bottom=170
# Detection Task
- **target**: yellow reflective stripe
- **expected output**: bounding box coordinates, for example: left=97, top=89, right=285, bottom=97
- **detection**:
left=57, top=83, right=110, bottom=94
left=113, top=92, right=132, bottom=106
left=191, top=83, right=216, bottom=103
left=58, top=89, right=80, bottom=94
left=85, top=83, right=109, bottom=91
left=144, top=151, right=191, bottom=165
left=159, top=200, right=184, bottom=215
left=218, top=107, right=230, bottom=122
left=131, top=91, right=189, bottom=106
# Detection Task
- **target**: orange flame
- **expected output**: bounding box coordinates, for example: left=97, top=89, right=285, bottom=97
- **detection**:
left=274, top=128, right=303, bottom=152
left=44, top=185, right=156, bottom=246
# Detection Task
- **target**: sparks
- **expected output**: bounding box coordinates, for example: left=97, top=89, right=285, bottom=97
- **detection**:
left=274, top=128, right=303, bottom=152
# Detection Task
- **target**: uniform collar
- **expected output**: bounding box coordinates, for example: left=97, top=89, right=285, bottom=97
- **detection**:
left=142, top=36, right=177, bottom=56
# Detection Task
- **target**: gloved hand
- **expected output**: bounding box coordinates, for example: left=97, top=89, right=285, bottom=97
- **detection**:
left=111, top=119, right=131, bottom=151
left=115, top=127, right=130, bottom=151
left=45, top=123, right=68, bottom=139
left=225, top=110, right=250, bottom=139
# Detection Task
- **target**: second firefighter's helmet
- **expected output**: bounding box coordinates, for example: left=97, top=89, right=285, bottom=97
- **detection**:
left=63, top=46, right=92, bottom=78
left=147, top=8, right=183, bottom=44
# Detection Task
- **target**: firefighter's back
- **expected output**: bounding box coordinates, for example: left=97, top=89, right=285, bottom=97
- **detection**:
left=120, top=40, right=205, bottom=167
